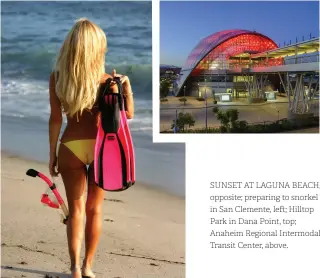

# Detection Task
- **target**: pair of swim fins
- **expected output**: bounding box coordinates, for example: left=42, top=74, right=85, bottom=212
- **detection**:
left=94, top=78, right=135, bottom=191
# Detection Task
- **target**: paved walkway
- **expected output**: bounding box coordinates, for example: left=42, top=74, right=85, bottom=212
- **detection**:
left=160, top=97, right=319, bottom=132
left=160, top=96, right=290, bottom=109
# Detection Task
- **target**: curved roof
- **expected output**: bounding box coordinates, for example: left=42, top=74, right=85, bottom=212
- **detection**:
left=177, top=29, right=278, bottom=95
left=183, top=29, right=274, bottom=70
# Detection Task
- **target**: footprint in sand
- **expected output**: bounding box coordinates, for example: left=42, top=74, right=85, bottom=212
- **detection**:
left=104, top=218, right=114, bottom=222
left=150, top=263, right=159, bottom=266
left=104, top=198, right=124, bottom=203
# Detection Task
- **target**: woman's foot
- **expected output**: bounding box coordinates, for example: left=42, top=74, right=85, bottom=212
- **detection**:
left=81, top=265, right=96, bottom=278
left=70, top=265, right=82, bottom=278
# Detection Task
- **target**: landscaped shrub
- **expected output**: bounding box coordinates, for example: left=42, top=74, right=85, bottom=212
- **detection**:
left=279, top=119, right=293, bottom=130
left=231, top=120, right=248, bottom=133
left=219, top=126, right=228, bottom=133
left=212, top=107, right=219, bottom=114
left=213, top=107, right=240, bottom=132
left=179, top=97, right=187, bottom=102
left=266, top=122, right=282, bottom=133
left=171, top=112, right=195, bottom=131
left=246, top=124, right=260, bottom=133
left=196, top=97, right=205, bottom=101
left=165, top=109, right=319, bottom=134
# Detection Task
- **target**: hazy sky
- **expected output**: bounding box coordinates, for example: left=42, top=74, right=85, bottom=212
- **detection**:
left=160, top=1, right=319, bottom=67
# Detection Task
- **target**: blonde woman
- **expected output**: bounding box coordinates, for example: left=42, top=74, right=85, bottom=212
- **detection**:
left=49, top=18, right=134, bottom=278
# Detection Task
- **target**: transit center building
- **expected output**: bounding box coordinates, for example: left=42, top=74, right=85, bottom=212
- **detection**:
left=176, top=29, right=319, bottom=103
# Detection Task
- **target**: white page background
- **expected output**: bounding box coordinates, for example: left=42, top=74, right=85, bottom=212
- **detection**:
left=186, top=134, right=320, bottom=278
left=152, top=1, right=320, bottom=276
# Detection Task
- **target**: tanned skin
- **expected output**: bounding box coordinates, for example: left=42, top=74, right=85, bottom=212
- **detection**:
left=48, top=69, right=134, bottom=278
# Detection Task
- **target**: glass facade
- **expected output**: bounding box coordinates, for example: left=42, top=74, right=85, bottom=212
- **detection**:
left=178, top=29, right=283, bottom=96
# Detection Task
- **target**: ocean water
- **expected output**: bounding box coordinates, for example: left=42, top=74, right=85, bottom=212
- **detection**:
left=1, top=1, right=185, bottom=196
left=1, top=1, right=152, bottom=132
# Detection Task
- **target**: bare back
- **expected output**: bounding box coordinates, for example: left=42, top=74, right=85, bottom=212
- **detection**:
left=49, top=72, right=113, bottom=143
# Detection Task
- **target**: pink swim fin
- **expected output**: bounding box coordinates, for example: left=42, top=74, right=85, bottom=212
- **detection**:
left=94, top=78, right=135, bottom=191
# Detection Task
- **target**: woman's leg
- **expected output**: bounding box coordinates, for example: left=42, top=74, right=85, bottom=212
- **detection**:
left=58, top=144, right=87, bottom=277
left=82, top=163, right=105, bottom=273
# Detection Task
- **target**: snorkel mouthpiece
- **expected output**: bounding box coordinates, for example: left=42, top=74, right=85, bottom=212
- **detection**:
left=25, top=168, right=69, bottom=225
left=26, top=169, right=39, bottom=177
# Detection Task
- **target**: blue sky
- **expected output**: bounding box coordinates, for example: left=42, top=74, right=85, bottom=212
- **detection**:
left=160, top=1, right=319, bottom=67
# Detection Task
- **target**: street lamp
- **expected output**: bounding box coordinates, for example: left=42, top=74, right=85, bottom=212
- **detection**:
left=204, top=78, right=207, bottom=98
left=205, top=87, right=208, bottom=133
left=183, top=85, right=186, bottom=106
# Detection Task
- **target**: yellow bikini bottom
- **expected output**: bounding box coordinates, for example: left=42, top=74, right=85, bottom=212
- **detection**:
left=59, top=139, right=96, bottom=165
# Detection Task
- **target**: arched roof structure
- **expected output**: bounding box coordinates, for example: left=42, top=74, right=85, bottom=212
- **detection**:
left=177, top=29, right=279, bottom=95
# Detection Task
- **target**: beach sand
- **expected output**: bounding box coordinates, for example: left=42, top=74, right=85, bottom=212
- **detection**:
left=1, top=153, right=185, bottom=278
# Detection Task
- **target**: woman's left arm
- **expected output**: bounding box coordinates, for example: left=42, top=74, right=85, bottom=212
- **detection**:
left=111, top=69, right=134, bottom=119
left=48, top=73, right=62, bottom=176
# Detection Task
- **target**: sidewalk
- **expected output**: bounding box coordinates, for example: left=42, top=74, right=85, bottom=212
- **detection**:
left=160, top=96, right=290, bottom=110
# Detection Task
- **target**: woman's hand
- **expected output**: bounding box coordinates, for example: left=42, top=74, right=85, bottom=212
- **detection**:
left=111, top=69, right=132, bottom=95
left=49, top=155, right=59, bottom=177
left=111, top=69, right=134, bottom=119
left=112, top=68, right=129, bottom=84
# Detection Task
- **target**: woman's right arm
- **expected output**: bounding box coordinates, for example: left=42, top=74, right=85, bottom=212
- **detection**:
left=48, top=73, right=63, bottom=176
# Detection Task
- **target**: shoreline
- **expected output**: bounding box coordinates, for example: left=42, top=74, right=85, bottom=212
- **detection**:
left=1, top=114, right=186, bottom=197
left=1, top=150, right=185, bottom=199
left=1, top=152, right=185, bottom=278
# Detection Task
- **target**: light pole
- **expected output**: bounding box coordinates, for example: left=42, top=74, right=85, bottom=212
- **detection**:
left=198, top=83, right=200, bottom=98
left=183, top=85, right=186, bottom=106
left=280, top=81, right=282, bottom=96
left=204, top=78, right=208, bottom=132
left=205, top=88, right=208, bottom=133
left=174, top=109, right=178, bottom=133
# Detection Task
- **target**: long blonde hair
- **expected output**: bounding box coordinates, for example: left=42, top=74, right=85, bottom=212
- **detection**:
left=55, top=18, right=107, bottom=117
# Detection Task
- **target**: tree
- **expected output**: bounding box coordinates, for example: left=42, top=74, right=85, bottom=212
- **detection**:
left=160, top=79, right=171, bottom=98
left=171, top=112, right=195, bottom=132
left=226, top=109, right=239, bottom=129
left=212, top=107, right=246, bottom=132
